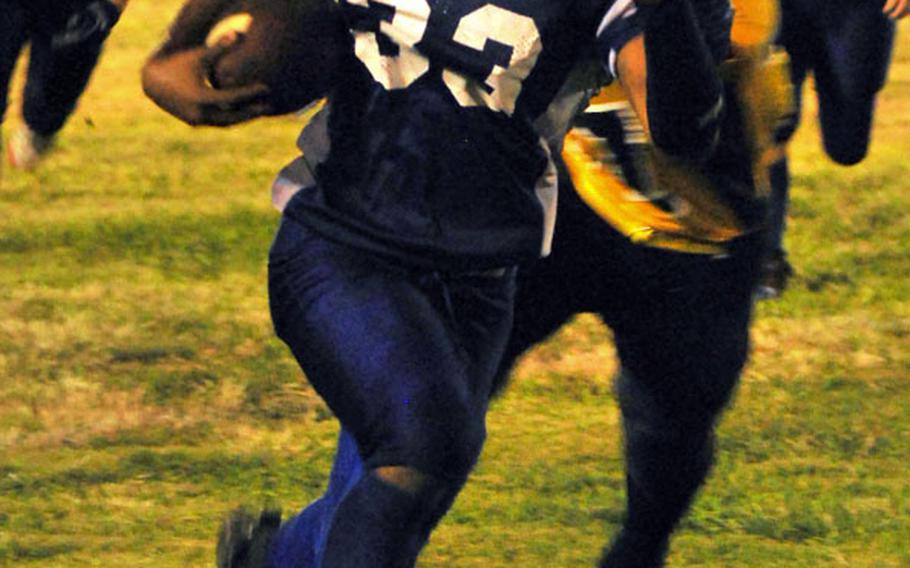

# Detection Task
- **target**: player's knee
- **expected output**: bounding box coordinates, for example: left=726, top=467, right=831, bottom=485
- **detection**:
left=439, top=419, right=486, bottom=480
left=819, top=105, right=874, bottom=165
left=618, top=372, right=717, bottom=474
left=399, top=412, right=486, bottom=482
left=372, top=465, right=463, bottom=511
left=374, top=465, right=433, bottom=496
left=616, top=370, right=683, bottom=436
left=371, top=466, right=465, bottom=538
left=616, top=363, right=740, bottom=430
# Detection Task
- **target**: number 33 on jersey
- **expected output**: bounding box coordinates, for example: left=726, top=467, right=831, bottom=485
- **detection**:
left=283, top=0, right=614, bottom=270
left=339, top=0, right=575, bottom=116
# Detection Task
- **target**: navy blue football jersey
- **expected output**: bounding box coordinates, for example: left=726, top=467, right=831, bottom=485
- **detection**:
left=597, top=0, right=733, bottom=79
left=278, top=0, right=613, bottom=270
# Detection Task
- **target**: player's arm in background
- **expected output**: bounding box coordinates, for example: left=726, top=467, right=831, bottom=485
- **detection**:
left=883, top=0, right=910, bottom=21
left=141, top=0, right=272, bottom=126
left=602, top=0, right=725, bottom=163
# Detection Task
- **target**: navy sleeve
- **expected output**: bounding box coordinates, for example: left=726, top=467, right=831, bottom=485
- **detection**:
left=595, top=0, right=642, bottom=80
left=638, top=0, right=724, bottom=162
left=597, top=0, right=725, bottom=163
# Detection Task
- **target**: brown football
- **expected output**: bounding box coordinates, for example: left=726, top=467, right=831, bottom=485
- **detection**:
left=206, top=0, right=350, bottom=114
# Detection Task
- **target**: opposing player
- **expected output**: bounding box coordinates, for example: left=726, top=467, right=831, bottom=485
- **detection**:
left=1, top=0, right=128, bottom=170
left=759, top=0, right=908, bottom=298
left=266, top=1, right=783, bottom=565
left=490, top=0, right=789, bottom=565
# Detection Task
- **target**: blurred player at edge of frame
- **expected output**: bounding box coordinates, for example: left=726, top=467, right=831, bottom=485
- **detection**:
left=757, top=0, right=909, bottom=299
left=0, top=0, right=129, bottom=172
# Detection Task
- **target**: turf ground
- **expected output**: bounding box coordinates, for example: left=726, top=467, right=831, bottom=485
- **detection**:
left=0, top=4, right=908, bottom=566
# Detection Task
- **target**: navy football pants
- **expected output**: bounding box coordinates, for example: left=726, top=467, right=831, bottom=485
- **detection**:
left=493, top=176, right=761, bottom=564
left=767, top=0, right=896, bottom=254
left=267, top=216, right=515, bottom=566
left=1, top=2, right=109, bottom=136
left=268, top=175, right=759, bottom=565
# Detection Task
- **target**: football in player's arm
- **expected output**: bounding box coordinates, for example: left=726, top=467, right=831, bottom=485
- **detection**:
left=142, top=0, right=348, bottom=126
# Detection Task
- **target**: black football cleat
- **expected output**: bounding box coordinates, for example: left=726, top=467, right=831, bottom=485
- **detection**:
left=755, top=251, right=794, bottom=300
left=598, top=528, right=669, bottom=568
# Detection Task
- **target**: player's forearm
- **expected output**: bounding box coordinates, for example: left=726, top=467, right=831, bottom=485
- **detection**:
left=637, top=0, right=724, bottom=162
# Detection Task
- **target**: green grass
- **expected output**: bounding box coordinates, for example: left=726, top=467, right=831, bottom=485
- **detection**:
left=1, top=5, right=909, bottom=566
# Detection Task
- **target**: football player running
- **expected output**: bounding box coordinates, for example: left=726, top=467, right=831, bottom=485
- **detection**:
left=759, top=0, right=908, bottom=298
left=1, top=0, right=128, bottom=170
left=143, top=0, right=776, bottom=566
left=494, top=0, right=789, bottom=565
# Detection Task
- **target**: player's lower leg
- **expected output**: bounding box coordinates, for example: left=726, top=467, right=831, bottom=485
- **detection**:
left=756, top=155, right=794, bottom=299
left=600, top=371, right=721, bottom=568
left=320, top=466, right=463, bottom=568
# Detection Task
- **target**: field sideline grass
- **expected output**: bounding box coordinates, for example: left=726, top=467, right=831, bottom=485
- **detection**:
left=1, top=4, right=908, bottom=567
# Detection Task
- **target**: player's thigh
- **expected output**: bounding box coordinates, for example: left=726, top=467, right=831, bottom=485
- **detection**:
left=268, top=218, right=494, bottom=477
left=493, top=189, right=624, bottom=393
left=502, top=261, right=582, bottom=364
left=444, top=268, right=518, bottom=397
left=489, top=259, right=580, bottom=396
left=610, top=238, right=761, bottom=417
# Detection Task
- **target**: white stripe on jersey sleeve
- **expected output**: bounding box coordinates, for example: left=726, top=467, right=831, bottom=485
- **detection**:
left=596, top=0, right=638, bottom=79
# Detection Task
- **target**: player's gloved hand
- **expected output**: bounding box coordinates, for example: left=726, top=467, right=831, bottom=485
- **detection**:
left=142, top=40, right=273, bottom=127
left=883, top=0, right=910, bottom=20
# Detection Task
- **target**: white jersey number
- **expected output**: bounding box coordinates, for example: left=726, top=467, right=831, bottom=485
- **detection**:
left=345, top=0, right=542, bottom=115
left=346, top=0, right=431, bottom=90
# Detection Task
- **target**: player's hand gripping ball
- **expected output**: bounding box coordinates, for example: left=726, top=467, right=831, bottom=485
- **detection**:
left=205, top=0, right=350, bottom=114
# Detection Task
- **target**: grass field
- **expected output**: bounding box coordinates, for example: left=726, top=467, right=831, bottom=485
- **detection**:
left=1, top=5, right=909, bottom=567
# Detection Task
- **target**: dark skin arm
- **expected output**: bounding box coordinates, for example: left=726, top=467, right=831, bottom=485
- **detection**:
left=141, top=0, right=273, bottom=127
left=142, top=41, right=273, bottom=127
